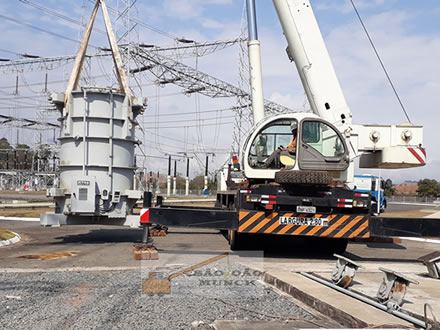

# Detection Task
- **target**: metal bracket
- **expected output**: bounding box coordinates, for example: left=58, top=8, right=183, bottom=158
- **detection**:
left=377, top=267, right=419, bottom=310
left=332, top=254, right=363, bottom=288
left=418, top=251, right=440, bottom=279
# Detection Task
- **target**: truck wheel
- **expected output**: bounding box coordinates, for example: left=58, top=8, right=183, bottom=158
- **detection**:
left=228, top=230, right=242, bottom=250
left=371, top=202, right=378, bottom=214
left=275, top=170, right=333, bottom=185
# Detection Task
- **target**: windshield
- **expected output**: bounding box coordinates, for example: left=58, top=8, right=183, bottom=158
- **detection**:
left=248, top=119, right=297, bottom=168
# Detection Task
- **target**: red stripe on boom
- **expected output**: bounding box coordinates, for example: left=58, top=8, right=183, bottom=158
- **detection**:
left=408, top=148, right=425, bottom=164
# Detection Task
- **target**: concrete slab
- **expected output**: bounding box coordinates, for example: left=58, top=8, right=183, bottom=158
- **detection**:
left=264, top=271, right=413, bottom=328
left=424, top=210, right=440, bottom=218
left=211, top=319, right=316, bottom=330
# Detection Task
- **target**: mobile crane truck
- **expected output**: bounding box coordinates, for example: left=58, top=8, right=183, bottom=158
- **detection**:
left=143, top=0, right=436, bottom=253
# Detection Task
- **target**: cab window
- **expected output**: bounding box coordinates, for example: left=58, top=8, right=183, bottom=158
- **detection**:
left=301, top=121, right=345, bottom=158
left=248, top=119, right=297, bottom=168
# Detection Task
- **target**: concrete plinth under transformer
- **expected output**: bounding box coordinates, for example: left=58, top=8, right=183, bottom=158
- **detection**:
left=40, top=212, right=141, bottom=228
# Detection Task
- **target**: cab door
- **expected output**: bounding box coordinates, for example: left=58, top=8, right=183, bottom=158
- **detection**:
left=298, top=119, right=349, bottom=171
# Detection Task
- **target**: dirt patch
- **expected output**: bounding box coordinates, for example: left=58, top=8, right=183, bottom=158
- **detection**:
left=68, top=283, right=94, bottom=307
left=0, top=228, right=16, bottom=240
left=19, top=251, right=79, bottom=261
left=383, top=210, right=436, bottom=218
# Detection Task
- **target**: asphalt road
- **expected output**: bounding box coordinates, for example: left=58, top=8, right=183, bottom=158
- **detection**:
left=0, top=218, right=438, bottom=269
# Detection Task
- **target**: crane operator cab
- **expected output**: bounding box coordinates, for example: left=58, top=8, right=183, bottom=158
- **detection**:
left=250, top=119, right=298, bottom=169
left=244, top=114, right=349, bottom=184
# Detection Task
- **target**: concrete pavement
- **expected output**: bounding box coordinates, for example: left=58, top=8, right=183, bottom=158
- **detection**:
left=1, top=220, right=440, bottom=328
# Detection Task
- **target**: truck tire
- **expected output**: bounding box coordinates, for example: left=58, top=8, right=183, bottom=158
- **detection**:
left=274, top=170, right=333, bottom=185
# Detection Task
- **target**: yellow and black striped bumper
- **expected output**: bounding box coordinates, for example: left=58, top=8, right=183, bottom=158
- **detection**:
left=238, top=211, right=370, bottom=239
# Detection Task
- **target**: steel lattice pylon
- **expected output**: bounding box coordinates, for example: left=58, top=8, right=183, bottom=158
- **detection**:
left=130, top=45, right=295, bottom=117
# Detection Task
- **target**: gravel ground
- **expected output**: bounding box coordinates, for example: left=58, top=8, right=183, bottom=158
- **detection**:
left=0, top=268, right=315, bottom=330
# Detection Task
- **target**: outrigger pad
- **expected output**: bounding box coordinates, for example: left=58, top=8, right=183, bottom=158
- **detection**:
left=376, top=267, right=418, bottom=310
left=418, top=251, right=440, bottom=279
left=332, top=254, right=363, bottom=288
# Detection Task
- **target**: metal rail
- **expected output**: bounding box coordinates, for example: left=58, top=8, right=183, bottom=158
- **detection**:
left=300, top=272, right=426, bottom=328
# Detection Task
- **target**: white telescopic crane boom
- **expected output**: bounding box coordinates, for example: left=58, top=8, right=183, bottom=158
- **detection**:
left=273, top=0, right=352, bottom=131
left=246, top=0, right=265, bottom=124
left=271, top=0, right=425, bottom=174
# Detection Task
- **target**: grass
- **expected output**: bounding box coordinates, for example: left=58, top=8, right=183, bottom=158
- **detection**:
left=0, top=207, right=53, bottom=218
left=0, top=228, right=16, bottom=240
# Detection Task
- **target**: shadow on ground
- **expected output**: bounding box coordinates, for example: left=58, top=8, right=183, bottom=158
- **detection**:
left=53, top=229, right=143, bottom=244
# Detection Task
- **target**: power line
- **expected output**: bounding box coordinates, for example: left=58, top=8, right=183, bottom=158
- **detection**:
left=132, top=46, right=293, bottom=115
left=143, top=105, right=242, bottom=117
left=0, top=100, right=48, bottom=107
left=87, top=0, right=178, bottom=40
left=145, top=129, right=230, bottom=151
left=143, top=115, right=235, bottom=125
left=0, top=48, right=20, bottom=57
left=16, top=0, right=242, bottom=60
left=0, top=103, right=53, bottom=109
left=0, top=95, right=47, bottom=101
left=144, top=121, right=234, bottom=129
left=0, top=13, right=101, bottom=50
left=0, top=73, right=114, bottom=89
left=350, top=0, right=411, bottom=123
left=18, top=0, right=107, bottom=35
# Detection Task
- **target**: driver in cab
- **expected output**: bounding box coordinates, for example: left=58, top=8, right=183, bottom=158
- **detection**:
left=262, top=122, right=297, bottom=168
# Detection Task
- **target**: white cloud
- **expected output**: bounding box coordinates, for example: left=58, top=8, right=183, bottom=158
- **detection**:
left=160, top=0, right=233, bottom=21
left=315, top=0, right=390, bottom=13
left=269, top=91, right=308, bottom=111
left=200, top=18, right=225, bottom=30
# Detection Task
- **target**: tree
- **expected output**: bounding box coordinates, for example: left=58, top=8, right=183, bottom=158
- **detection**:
left=0, top=138, right=13, bottom=169
left=384, top=186, right=395, bottom=197
left=383, top=178, right=395, bottom=197
left=189, top=175, right=205, bottom=190
left=0, top=138, right=12, bottom=150
left=189, top=175, right=217, bottom=192
left=416, top=179, right=440, bottom=197
left=16, top=143, right=32, bottom=170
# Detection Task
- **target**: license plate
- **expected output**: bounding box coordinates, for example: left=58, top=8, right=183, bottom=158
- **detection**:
left=279, top=216, right=329, bottom=227
left=296, top=206, right=316, bottom=213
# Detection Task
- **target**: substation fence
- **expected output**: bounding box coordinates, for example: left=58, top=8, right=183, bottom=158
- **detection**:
left=0, top=171, right=58, bottom=191
left=389, top=195, right=440, bottom=204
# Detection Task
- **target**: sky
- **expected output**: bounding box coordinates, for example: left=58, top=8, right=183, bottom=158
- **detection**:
left=0, top=0, right=439, bottom=184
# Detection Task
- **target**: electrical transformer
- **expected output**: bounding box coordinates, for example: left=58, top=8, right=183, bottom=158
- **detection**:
left=40, top=87, right=146, bottom=227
